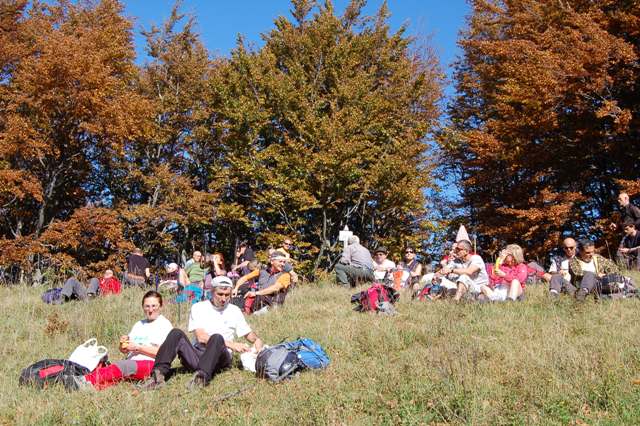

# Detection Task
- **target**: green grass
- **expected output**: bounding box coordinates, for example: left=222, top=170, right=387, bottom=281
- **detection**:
left=1, top=275, right=640, bottom=425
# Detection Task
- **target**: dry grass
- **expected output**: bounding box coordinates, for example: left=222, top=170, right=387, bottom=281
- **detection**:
left=1, top=274, right=640, bottom=425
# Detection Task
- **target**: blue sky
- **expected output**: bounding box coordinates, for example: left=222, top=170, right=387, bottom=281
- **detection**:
left=122, top=0, right=469, bottom=98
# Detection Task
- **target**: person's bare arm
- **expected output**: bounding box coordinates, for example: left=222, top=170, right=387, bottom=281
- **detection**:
left=244, top=331, right=263, bottom=352
left=233, top=269, right=259, bottom=296
left=245, top=274, right=289, bottom=298
left=411, top=264, right=423, bottom=277
left=126, top=342, right=161, bottom=358
left=179, top=269, right=189, bottom=285
left=446, top=264, right=480, bottom=276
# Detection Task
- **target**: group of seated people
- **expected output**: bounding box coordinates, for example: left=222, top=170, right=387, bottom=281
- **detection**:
left=160, top=240, right=297, bottom=315
left=57, top=238, right=298, bottom=316
left=49, top=226, right=638, bottom=393
left=336, top=230, right=637, bottom=303
left=62, top=278, right=264, bottom=391
left=336, top=235, right=424, bottom=289
left=50, top=242, right=299, bottom=392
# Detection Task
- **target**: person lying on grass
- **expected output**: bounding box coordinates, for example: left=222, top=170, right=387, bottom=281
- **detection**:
left=55, top=269, right=121, bottom=303
left=141, top=276, right=264, bottom=390
left=62, top=290, right=173, bottom=390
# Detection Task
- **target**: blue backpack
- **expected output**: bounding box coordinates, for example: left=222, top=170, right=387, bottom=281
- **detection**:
left=281, top=338, right=330, bottom=369
left=256, top=338, right=330, bottom=382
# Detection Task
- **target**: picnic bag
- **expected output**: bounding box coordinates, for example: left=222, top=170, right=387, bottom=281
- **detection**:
left=68, top=338, right=108, bottom=371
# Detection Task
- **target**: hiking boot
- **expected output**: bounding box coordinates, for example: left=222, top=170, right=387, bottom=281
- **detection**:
left=549, top=290, right=559, bottom=301
left=61, top=374, right=92, bottom=392
left=186, top=370, right=208, bottom=390
left=139, top=369, right=165, bottom=391
left=576, top=288, right=589, bottom=302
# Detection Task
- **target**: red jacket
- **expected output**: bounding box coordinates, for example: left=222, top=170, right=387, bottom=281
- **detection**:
left=488, top=263, right=528, bottom=288
left=99, top=277, right=122, bottom=295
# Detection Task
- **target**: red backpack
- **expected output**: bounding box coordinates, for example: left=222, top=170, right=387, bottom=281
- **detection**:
left=351, top=283, right=399, bottom=312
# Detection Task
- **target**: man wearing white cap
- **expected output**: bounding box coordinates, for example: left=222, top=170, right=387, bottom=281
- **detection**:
left=243, top=250, right=292, bottom=314
left=141, top=276, right=264, bottom=390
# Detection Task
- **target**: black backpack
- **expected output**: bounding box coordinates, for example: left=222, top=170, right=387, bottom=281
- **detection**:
left=19, top=359, right=90, bottom=389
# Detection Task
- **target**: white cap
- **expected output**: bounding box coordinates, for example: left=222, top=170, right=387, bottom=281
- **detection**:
left=211, top=276, right=233, bottom=288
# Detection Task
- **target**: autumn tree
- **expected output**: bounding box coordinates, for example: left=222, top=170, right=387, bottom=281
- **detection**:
left=103, top=5, right=223, bottom=263
left=0, top=0, right=148, bottom=271
left=442, top=0, right=640, bottom=256
left=214, top=0, right=443, bottom=272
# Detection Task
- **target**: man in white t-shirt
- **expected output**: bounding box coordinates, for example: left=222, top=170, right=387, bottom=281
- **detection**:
left=542, top=237, right=578, bottom=298
left=142, top=276, right=264, bottom=390
left=372, top=246, right=396, bottom=282
left=437, top=240, right=489, bottom=302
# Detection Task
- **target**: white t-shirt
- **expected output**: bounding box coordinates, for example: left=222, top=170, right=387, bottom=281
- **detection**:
left=464, top=254, right=489, bottom=286
left=549, top=256, right=572, bottom=281
left=127, top=314, right=173, bottom=361
left=188, top=301, right=252, bottom=344
left=373, top=259, right=396, bottom=280
left=578, top=259, right=596, bottom=274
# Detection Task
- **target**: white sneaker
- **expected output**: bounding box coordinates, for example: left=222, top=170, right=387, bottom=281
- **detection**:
left=253, top=306, right=269, bottom=316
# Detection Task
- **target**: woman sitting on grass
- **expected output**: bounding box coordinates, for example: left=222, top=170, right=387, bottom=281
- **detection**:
left=484, top=244, right=528, bottom=302
left=203, top=253, right=227, bottom=291
left=395, top=246, right=423, bottom=289
left=63, top=290, right=173, bottom=391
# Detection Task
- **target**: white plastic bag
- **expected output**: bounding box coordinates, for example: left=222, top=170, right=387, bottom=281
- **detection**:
left=68, top=338, right=108, bottom=371
left=240, top=345, right=268, bottom=373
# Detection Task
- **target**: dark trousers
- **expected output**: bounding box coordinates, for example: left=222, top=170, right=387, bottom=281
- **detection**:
left=579, top=272, right=620, bottom=295
left=335, top=264, right=375, bottom=287
left=153, top=329, right=231, bottom=382
left=549, top=275, right=576, bottom=295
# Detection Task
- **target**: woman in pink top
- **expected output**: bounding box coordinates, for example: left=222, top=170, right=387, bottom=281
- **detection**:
left=484, top=244, right=528, bottom=302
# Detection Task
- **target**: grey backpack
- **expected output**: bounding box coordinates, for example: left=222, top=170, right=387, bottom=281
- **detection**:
left=255, top=345, right=301, bottom=382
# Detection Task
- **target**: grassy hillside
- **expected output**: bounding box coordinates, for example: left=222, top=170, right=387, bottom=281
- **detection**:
left=1, top=277, right=640, bottom=425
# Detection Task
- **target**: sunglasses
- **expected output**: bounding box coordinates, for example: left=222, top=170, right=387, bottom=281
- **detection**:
left=405, top=250, right=415, bottom=254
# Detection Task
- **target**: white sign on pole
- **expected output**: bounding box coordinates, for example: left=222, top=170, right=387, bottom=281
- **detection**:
left=338, top=225, right=353, bottom=247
